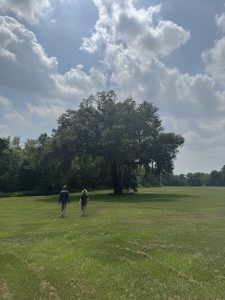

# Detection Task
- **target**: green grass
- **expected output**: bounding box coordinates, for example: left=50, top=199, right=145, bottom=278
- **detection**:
left=1, top=187, right=225, bottom=299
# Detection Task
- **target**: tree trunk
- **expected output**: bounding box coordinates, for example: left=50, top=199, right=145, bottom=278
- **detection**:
left=111, top=161, right=123, bottom=194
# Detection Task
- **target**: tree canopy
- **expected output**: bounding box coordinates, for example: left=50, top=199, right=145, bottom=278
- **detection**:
left=0, top=91, right=184, bottom=194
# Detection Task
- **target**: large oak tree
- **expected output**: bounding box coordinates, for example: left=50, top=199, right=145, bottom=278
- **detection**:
left=54, top=91, right=184, bottom=194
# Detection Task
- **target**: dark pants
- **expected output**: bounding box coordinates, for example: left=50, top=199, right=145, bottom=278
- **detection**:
left=80, top=202, right=87, bottom=216
left=60, top=202, right=67, bottom=216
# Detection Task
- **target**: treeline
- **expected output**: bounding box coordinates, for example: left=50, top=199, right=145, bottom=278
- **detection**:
left=162, top=167, right=225, bottom=186
left=0, top=91, right=184, bottom=194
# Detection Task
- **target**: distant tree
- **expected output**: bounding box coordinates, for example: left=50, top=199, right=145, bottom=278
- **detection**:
left=18, top=160, right=37, bottom=191
left=0, top=137, right=10, bottom=154
left=22, top=135, right=58, bottom=192
left=209, top=170, right=222, bottom=186
left=220, top=165, right=225, bottom=186
left=150, top=133, right=184, bottom=184
left=186, top=172, right=208, bottom=186
left=162, top=173, right=187, bottom=186
left=0, top=137, right=22, bottom=192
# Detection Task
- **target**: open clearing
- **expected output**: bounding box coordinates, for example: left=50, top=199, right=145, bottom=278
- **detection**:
left=1, top=187, right=225, bottom=299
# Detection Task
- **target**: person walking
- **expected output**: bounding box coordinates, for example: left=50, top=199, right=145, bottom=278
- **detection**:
left=80, top=189, right=89, bottom=217
left=59, top=185, right=70, bottom=218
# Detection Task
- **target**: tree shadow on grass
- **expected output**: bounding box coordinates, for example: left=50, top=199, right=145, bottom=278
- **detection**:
left=90, top=193, right=192, bottom=203
left=35, top=192, right=193, bottom=203
left=34, top=195, right=58, bottom=203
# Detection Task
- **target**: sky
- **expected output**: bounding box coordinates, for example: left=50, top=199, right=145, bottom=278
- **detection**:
left=0, top=0, right=225, bottom=174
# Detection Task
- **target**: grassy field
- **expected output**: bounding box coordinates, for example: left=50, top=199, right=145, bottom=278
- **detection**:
left=1, top=187, right=225, bottom=299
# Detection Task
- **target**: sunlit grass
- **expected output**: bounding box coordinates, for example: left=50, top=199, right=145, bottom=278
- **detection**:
left=1, top=187, right=225, bottom=299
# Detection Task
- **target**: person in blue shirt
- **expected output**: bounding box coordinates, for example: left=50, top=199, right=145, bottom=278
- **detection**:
left=59, top=185, right=70, bottom=218
left=80, top=189, right=89, bottom=217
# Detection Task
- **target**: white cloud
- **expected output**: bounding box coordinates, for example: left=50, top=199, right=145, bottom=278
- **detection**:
left=81, top=1, right=217, bottom=123
left=200, top=12, right=225, bottom=89
left=0, top=0, right=51, bottom=24
left=0, top=16, right=107, bottom=106
left=0, top=15, right=108, bottom=139
left=202, top=37, right=225, bottom=88
left=81, top=0, right=190, bottom=58
left=27, top=103, right=65, bottom=118
left=216, top=12, right=225, bottom=33
left=79, top=1, right=225, bottom=174
left=80, top=0, right=222, bottom=124
left=0, top=95, right=13, bottom=111
left=0, top=123, right=10, bottom=136
left=3, top=108, right=55, bottom=139
left=52, top=65, right=107, bottom=101
left=5, top=110, right=30, bottom=126
left=198, top=118, right=225, bottom=135
left=101, top=41, right=220, bottom=121
left=0, top=16, right=58, bottom=96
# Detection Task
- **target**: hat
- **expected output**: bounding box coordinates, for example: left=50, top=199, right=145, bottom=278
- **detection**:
left=62, top=185, right=67, bottom=189
left=82, top=189, right=87, bottom=193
